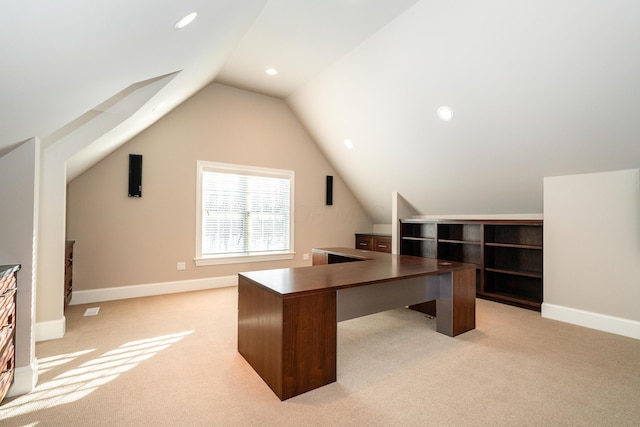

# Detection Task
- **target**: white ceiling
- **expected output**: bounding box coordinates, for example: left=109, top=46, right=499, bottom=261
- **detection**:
left=216, top=0, right=420, bottom=98
left=2, top=0, right=640, bottom=223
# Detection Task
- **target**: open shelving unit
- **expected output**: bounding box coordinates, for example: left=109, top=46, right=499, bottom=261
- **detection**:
left=400, top=219, right=543, bottom=311
left=399, top=221, right=436, bottom=258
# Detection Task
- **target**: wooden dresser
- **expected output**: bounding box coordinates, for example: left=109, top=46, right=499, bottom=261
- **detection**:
left=0, top=264, right=20, bottom=403
left=65, top=241, right=74, bottom=308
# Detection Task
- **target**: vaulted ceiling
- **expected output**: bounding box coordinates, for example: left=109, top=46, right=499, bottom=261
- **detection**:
left=2, top=0, right=639, bottom=223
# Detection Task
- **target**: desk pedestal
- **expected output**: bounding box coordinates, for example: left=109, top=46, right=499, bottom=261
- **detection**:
left=238, top=278, right=337, bottom=400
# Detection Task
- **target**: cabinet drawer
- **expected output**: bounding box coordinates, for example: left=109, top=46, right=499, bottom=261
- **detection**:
left=355, top=234, right=392, bottom=253
left=0, top=298, right=15, bottom=328
left=0, top=301, right=15, bottom=356
left=0, top=289, right=16, bottom=325
left=373, top=237, right=392, bottom=253
left=0, top=274, right=16, bottom=296
left=0, top=282, right=16, bottom=307
left=0, top=343, right=15, bottom=403
left=355, top=235, right=374, bottom=250
left=0, top=321, right=13, bottom=355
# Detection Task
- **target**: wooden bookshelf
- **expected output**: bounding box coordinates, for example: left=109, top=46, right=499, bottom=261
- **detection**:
left=400, top=219, right=543, bottom=310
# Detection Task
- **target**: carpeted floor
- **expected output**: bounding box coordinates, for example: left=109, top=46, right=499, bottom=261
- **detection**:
left=1, top=287, right=639, bottom=426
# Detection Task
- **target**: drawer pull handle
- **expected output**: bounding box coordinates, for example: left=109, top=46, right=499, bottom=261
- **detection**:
left=0, top=287, right=17, bottom=298
left=378, top=245, right=387, bottom=248
left=359, top=243, right=367, bottom=246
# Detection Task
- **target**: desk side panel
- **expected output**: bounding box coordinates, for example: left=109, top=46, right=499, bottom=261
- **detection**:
left=238, top=277, right=283, bottom=398
left=312, top=251, right=328, bottom=265
left=436, top=268, right=476, bottom=336
left=453, top=267, right=476, bottom=336
left=282, top=291, right=337, bottom=400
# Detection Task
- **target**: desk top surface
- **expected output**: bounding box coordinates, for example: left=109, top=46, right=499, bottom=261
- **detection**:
left=239, top=247, right=474, bottom=297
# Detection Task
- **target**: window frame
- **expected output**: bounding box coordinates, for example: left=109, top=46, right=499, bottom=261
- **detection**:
left=195, top=160, right=295, bottom=266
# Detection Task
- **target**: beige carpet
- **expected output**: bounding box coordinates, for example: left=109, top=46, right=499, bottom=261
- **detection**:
left=2, top=287, right=639, bottom=426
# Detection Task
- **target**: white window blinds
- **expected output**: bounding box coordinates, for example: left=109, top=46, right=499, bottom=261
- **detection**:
left=196, top=161, right=294, bottom=263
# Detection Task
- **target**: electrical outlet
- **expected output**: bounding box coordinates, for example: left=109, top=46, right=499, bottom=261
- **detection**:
left=177, top=262, right=186, bottom=271
left=303, top=253, right=309, bottom=260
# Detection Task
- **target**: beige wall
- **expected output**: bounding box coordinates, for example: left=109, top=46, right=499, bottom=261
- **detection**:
left=543, top=169, right=640, bottom=338
left=66, top=83, right=372, bottom=291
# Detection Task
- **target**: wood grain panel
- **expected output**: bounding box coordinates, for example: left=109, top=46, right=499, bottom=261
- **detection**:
left=312, top=251, right=328, bottom=265
left=282, top=291, right=336, bottom=400
left=237, top=276, right=283, bottom=398
left=453, top=267, right=477, bottom=336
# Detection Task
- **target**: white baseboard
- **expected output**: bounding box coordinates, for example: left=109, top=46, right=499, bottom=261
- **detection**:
left=542, top=303, right=640, bottom=340
left=35, top=317, right=66, bottom=342
left=8, top=358, right=38, bottom=397
left=69, top=276, right=238, bottom=306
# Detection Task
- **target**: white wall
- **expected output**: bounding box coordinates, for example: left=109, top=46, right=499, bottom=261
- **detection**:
left=392, top=192, right=419, bottom=254
left=35, top=147, right=67, bottom=341
left=543, top=169, right=640, bottom=339
left=289, top=0, right=640, bottom=224
left=0, top=138, right=39, bottom=396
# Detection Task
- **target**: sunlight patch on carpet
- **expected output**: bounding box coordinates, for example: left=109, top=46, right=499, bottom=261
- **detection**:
left=0, top=331, right=194, bottom=419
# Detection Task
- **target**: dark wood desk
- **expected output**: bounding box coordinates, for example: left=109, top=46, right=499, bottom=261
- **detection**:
left=237, top=248, right=476, bottom=400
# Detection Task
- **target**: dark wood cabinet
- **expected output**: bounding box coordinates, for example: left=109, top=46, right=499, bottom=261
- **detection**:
left=0, top=264, right=20, bottom=403
left=65, top=241, right=74, bottom=309
left=355, top=233, right=392, bottom=253
left=400, top=220, right=543, bottom=310
left=482, top=224, right=543, bottom=307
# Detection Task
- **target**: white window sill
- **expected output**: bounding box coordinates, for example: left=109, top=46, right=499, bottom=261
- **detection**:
left=195, top=252, right=295, bottom=266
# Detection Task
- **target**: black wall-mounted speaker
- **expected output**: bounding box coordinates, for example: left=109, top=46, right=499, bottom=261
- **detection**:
left=128, top=154, right=143, bottom=197
left=326, top=175, right=333, bottom=206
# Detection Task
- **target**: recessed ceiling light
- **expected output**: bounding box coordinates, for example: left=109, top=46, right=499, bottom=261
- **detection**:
left=343, top=139, right=354, bottom=150
left=175, top=12, right=197, bottom=30
left=265, top=68, right=278, bottom=76
left=437, top=106, right=454, bottom=121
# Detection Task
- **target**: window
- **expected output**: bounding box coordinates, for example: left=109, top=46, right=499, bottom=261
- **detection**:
left=195, top=161, right=295, bottom=266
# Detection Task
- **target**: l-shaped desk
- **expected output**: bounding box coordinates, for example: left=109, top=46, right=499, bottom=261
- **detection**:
left=237, top=247, right=476, bottom=400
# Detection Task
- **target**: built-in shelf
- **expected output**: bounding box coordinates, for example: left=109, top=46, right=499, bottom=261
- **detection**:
left=438, top=239, right=482, bottom=245
left=485, top=242, right=542, bottom=250
left=402, top=236, right=435, bottom=241
left=400, top=219, right=543, bottom=311
left=484, top=267, right=543, bottom=279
